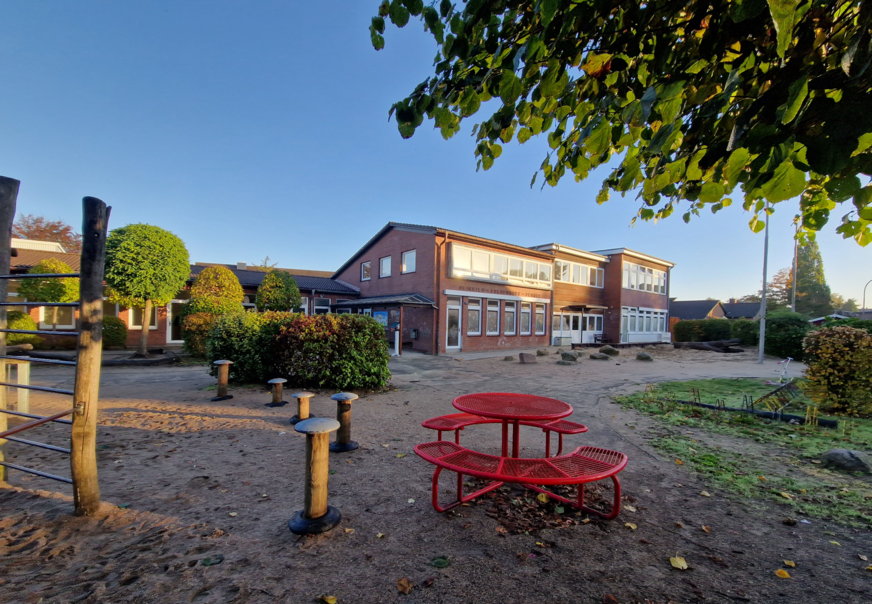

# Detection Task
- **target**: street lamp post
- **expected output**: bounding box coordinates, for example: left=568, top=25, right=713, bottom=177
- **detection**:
left=863, top=279, right=872, bottom=315
left=758, top=208, right=770, bottom=365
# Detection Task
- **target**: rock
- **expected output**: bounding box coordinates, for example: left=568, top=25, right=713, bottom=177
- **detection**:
left=556, top=360, right=577, bottom=366
left=561, top=352, right=579, bottom=362
left=519, top=353, right=537, bottom=364
left=536, top=348, right=549, bottom=356
left=820, top=449, right=871, bottom=474
left=636, top=352, right=654, bottom=361
left=503, top=355, right=515, bottom=361
left=589, top=352, right=610, bottom=360
left=600, top=345, right=620, bottom=356
left=555, top=348, right=564, bottom=354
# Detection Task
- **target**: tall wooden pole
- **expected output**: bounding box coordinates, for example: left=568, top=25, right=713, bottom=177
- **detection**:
left=71, top=197, right=110, bottom=515
left=0, top=176, right=19, bottom=482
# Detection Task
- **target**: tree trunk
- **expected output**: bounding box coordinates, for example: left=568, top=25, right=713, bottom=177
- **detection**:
left=137, top=299, right=151, bottom=356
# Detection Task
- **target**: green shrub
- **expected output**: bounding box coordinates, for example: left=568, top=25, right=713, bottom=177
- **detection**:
left=255, top=270, right=302, bottom=312
left=206, top=312, right=390, bottom=390
left=823, top=317, right=872, bottom=332
left=698, top=319, right=732, bottom=341
left=730, top=319, right=760, bottom=346
left=191, top=266, right=244, bottom=302
left=5, top=311, right=42, bottom=346
left=102, top=315, right=128, bottom=348
left=673, top=320, right=702, bottom=342
left=764, top=311, right=811, bottom=360
left=803, top=326, right=872, bottom=415
left=181, top=268, right=245, bottom=357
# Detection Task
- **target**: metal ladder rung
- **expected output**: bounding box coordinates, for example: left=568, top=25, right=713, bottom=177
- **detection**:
left=4, top=436, right=70, bottom=454
left=0, top=355, right=76, bottom=366
left=0, top=273, right=80, bottom=279
left=0, top=328, right=78, bottom=336
left=0, top=382, right=74, bottom=395
left=0, top=408, right=72, bottom=424
left=0, top=461, right=72, bottom=483
left=0, top=302, right=80, bottom=306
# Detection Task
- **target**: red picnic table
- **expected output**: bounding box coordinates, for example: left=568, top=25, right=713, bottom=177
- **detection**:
left=452, top=392, right=573, bottom=458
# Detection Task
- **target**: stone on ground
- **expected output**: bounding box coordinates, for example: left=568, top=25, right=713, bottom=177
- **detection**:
left=503, top=355, right=515, bottom=361
left=589, top=352, right=610, bottom=360
left=561, top=351, right=579, bottom=362
left=519, top=353, right=537, bottom=364
left=555, top=348, right=564, bottom=354
left=536, top=348, right=549, bottom=356
left=600, top=345, right=620, bottom=356
left=636, top=352, right=654, bottom=361
left=820, top=449, right=871, bottom=474
left=556, top=360, right=577, bottom=366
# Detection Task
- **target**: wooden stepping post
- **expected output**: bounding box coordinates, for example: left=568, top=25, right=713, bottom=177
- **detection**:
left=329, top=392, right=359, bottom=453
left=211, top=360, right=233, bottom=401
left=267, top=378, right=287, bottom=406
left=289, top=417, right=342, bottom=535
left=290, top=391, right=316, bottom=425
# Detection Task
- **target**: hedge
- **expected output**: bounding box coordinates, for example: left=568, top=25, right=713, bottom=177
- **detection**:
left=764, top=311, right=811, bottom=360
left=206, top=312, right=390, bottom=390
left=803, top=326, right=872, bottom=415
left=730, top=319, right=759, bottom=346
left=673, top=319, right=731, bottom=342
left=102, top=315, right=128, bottom=348
left=6, top=311, right=42, bottom=346
left=182, top=297, right=244, bottom=357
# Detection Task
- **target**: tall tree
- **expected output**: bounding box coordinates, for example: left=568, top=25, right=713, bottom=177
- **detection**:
left=794, top=239, right=834, bottom=316
left=16, top=258, right=79, bottom=348
left=372, top=1, right=872, bottom=245
left=255, top=270, right=302, bottom=312
left=831, top=293, right=859, bottom=311
left=13, top=214, right=83, bottom=253
left=181, top=266, right=244, bottom=357
left=104, top=224, right=190, bottom=356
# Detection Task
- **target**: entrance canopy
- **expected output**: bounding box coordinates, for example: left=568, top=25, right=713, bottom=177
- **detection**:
left=332, top=293, right=435, bottom=308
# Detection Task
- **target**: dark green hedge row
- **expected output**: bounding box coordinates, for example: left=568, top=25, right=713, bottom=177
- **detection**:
left=673, top=319, right=732, bottom=343
left=206, top=312, right=391, bottom=390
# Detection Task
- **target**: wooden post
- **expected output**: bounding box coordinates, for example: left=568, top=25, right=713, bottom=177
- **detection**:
left=71, top=196, right=110, bottom=516
left=289, top=417, right=341, bottom=535
left=211, top=360, right=233, bottom=401
left=267, top=378, right=286, bottom=405
left=289, top=390, right=315, bottom=425
left=0, top=176, right=18, bottom=482
left=329, top=392, right=359, bottom=453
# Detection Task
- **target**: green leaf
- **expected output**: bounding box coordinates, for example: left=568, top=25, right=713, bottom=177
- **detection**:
left=725, top=148, right=750, bottom=190
left=581, top=53, right=614, bottom=77
left=517, top=128, right=532, bottom=144
left=699, top=182, right=726, bottom=203
left=403, top=0, right=423, bottom=16
left=539, top=0, right=559, bottom=27
left=639, top=87, right=656, bottom=124
left=749, top=214, right=767, bottom=233
left=459, top=87, right=480, bottom=117
left=853, top=185, right=872, bottom=211
left=647, top=122, right=674, bottom=155
left=760, top=160, right=806, bottom=203
left=439, top=0, right=451, bottom=18
left=685, top=60, right=709, bottom=75
left=585, top=119, right=611, bottom=156
left=482, top=155, right=494, bottom=170
left=389, top=1, right=410, bottom=27
left=499, top=71, right=523, bottom=105
left=824, top=176, right=861, bottom=203
left=767, top=0, right=799, bottom=58
left=371, top=16, right=386, bottom=34
left=430, top=555, right=451, bottom=568
left=370, top=26, right=385, bottom=51
left=781, top=76, right=808, bottom=124
left=731, top=0, right=767, bottom=22
left=540, top=66, right=569, bottom=97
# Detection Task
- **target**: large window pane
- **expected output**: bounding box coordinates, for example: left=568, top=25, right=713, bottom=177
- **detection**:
left=380, top=256, right=391, bottom=278
left=361, top=261, right=371, bottom=281
left=504, top=302, right=516, bottom=335
left=486, top=300, right=499, bottom=335
left=509, top=258, right=523, bottom=278
left=402, top=250, right=416, bottom=273
left=520, top=303, right=531, bottom=335
left=472, top=251, right=489, bottom=273
left=525, top=262, right=538, bottom=280
left=467, top=299, right=481, bottom=335
left=534, top=304, right=545, bottom=335
left=493, top=255, right=508, bottom=278
left=539, top=264, right=551, bottom=282
left=572, top=264, right=581, bottom=284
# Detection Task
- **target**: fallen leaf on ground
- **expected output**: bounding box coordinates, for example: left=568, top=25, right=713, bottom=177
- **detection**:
left=675, top=522, right=684, bottom=528
left=700, top=491, right=711, bottom=497
left=624, top=522, right=637, bottom=530
left=228, top=512, right=237, bottom=517
left=784, top=560, right=795, bottom=567
left=320, top=597, right=337, bottom=604
left=382, top=444, right=390, bottom=448
left=430, top=555, right=450, bottom=568
left=830, top=541, right=841, bottom=546
left=201, top=554, right=224, bottom=566
left=702, top=526, right=711, bottom=533
left=866, top=565, right=872, bottom=572
left=555, top=505, right=565, bottom=514
left=495, top=526, right=508, bottom=534
left=376, top=533, right=385, bottom=538
left=397, top=578, right=413, bottom=594
left=407, top=498, right=415, bottom=504
left=603, top=595, right=620, bottom=604
left=624, top=505, right=637, bottom=512
left=537, top=493, right=550, bottom=503
left=675, top=459, right=683, bottom=465
left=344, top=528, right=355, bottom=534
left=758, top=476, right=766, bottom=481
left=396, top=454, right=406, bottom=458
left=670, top=556, right=688, bottom=570
left=775, top=569, right=791, bottom=579
left=581, top=518, right=591, bottom=524
left=422, top=576, right=435, bottom=587
left=858, top=555, right=868, bottom=561
left=780, top=492, right=793, bottom=500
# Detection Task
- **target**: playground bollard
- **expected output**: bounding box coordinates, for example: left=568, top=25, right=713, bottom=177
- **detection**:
left=267, top=378, right=287, bottom=406
left=290, top=391, right=316, bottom=425
left=289, top=417, right=342, bottom=535
left=329, top=392, right=359, bottom=453
left=211, top=360, right=233, bottom=401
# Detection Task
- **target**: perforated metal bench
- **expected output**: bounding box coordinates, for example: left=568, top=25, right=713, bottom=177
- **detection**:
left=414, top=441, right=627, bottom=518
left=421, top=413, right=588, bottom=457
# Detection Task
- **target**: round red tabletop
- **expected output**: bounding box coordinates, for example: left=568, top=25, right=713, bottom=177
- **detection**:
left=453, top=392, right=573, bottom=422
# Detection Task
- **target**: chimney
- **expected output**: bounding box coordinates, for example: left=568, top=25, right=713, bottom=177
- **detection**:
left=728, top=298, right=736, bottom=304
left=237, top=262, right=247, bottom=271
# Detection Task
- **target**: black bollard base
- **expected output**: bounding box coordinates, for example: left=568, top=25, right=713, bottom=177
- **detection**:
left=210, top=395, right=233, bottom=402
left=329, top=440, right=359, bottom=453
left=288, top=506, right=341, bottom=535
left=289, top=414, right=316, bottom=425
left=265, top=401, right=289, bottom=408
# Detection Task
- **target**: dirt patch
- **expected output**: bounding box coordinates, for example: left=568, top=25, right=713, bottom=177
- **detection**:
left=1, top=351, right=870, bottom=603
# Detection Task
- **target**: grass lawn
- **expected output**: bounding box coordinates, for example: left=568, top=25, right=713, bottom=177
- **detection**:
left=616, top=378, right=872, bottom=527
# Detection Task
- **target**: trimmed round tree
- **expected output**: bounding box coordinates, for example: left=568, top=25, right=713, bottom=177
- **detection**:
left=104, top=224, right=190, bottom=356
left=17, top=258, right=79, bottom=347
left=182, top=266, right=245, bottom=356
left=255, top=270, right=302, bottom=312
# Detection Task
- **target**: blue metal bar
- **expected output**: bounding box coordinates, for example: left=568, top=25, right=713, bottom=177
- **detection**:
left=0, top=382, right=74, bottom=395
left=0, top=302, right=79, bottom=306
left=0, top=329, right=78, bottom=336
left=0, top=461, right=72, bottom=483
left=0, top=273, right=80, bottom=279
left=0, top=408, right=72, bottom=424
left=0, top=355, right=76, bottom=366
left=4, top=436, right=70, bottom=454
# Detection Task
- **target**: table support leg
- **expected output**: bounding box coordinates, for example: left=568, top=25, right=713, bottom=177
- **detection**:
left=545, top=431, right=551, bottom=458
left=501, top=421, right=508, bottom=457
left=512, top=420, right=520, bottom=458
left=430, top=467, right=503, bottom=513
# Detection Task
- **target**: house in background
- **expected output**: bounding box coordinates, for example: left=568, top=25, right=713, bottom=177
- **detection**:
left=722, top=298, right=761, bottom=319
left=668, top=299, right=726, bottom=321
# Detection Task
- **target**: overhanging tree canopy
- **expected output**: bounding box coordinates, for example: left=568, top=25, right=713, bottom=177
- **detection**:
left=372, top=0, right=872, bottom=245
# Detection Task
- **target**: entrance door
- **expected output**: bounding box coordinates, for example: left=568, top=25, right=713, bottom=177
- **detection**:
left=570, top=314, right=583, bottom=344
left=166, top=300, right=186, bottom=344
left=446, top=297, right=461, bottom=350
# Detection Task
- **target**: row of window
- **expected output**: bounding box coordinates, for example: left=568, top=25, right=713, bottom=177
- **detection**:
left=463, top=298, right=546, bottom=336
left=552, top=313, right=604, bottom=334
left=623, top=262, right=668, bottom=295
left=622, top=307, right=668, bottom=333
left=451, top=244, right=552, bottom=288
left=554, top=260, right=604, bottom=288
left=361, top=250, right=416, bottom=281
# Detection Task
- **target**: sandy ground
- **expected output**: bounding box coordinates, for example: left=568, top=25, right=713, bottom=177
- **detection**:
left=1, top=345, right=870, bottom=604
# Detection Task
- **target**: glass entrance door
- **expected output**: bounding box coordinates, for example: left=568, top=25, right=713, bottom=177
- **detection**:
left=570, top=314, right=582, bottom=344
left=167, top=300, right=185, bottom=344
left=446, top=297, right=461, bottom=349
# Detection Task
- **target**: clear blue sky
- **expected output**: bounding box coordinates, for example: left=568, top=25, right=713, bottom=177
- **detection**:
left=2, top=1, right=869, bottom=306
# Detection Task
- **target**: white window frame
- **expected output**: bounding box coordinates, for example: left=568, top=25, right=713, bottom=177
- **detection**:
left=313, top=298, right=331, bottom=315
left=296, top=298, right=309, bottom=315
left=467, top=298, right=482, bottom=336
left=486, top=300, right=500, bottom=336
left=504, top=301, right=516, bottom=335
left=39, top=305, right=76, bottom=330
left=520, top=302, right=532, bottom=336
left=363, top=308, right=372, bottom=317
left=534, top=304, right=546, bottom=335
left=361, top=261, right=371, bottom=281
left=622, top=262, right=667, bottom=295
left=379, top=256, right=391, bottom=278
left=401, top=250, right=416, bottom=274
left=450, top=243, right=551, bottom=288
left=554, top=259, right=604, bottom=288
left=127, top=305, right=158, bottom=331
left=166, top=299, right=187, bottom=344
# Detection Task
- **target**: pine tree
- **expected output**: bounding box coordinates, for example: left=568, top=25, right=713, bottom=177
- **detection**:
left=794, top=240, right=834, bottom=317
